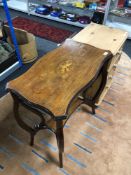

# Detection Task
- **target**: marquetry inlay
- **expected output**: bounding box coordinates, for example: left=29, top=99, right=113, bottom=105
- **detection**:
left=57, top=60, right=73, bottom=78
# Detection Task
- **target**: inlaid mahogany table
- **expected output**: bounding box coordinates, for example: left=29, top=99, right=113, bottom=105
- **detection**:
left=7, top=39, right=113, bottom=168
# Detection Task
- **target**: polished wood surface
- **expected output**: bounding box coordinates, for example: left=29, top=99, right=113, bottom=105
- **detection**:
left=7, top=39, right=112, bottom=117
left=73, top=23, right=128, bottom=55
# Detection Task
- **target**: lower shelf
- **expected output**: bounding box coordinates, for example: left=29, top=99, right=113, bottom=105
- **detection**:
left=30, top=10, right=87, bottom=28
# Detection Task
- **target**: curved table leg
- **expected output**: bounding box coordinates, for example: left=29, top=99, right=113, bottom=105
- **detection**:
left=56, top=120, right=64, bottom=168
left=12, top=93, right=65, bottom=168
left=13, top=95, right=37, bottom=146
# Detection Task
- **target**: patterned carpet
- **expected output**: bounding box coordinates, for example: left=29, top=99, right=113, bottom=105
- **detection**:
left=0, top=52, right=131, bottom=175
left=10, top=17, right=73, bottom=43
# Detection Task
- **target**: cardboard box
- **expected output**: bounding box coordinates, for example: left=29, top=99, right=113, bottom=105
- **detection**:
left=3, top=25, right=38, bottom=63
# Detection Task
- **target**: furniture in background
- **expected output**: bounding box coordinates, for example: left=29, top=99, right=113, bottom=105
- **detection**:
left=3, top=25, right=38, bottom=63
left=6, top=23, right=127, bottom=168
left=73, top=23, right=128, bottom=106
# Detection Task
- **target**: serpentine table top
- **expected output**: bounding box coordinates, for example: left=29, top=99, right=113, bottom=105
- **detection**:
left=7, top=39, right=112, bottom=119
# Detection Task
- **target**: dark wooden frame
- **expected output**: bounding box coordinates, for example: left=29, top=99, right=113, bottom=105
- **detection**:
left=80, top=58, right=111, bottom=114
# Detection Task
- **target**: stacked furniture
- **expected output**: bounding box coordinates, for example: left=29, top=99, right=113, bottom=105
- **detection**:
left=6, top=23, right=127, bottom=168
left=73, top=23, right=128, bottom=108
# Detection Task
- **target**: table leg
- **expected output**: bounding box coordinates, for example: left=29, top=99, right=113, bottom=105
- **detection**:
left=56, top=120, right=64, bottom=168
left=12, top=94, right=36, bottom=146
left=12, top=93, right=65, bottom=167
left=92, top=106, right=96, bottom=114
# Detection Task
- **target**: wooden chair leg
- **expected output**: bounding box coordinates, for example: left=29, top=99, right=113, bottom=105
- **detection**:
left=56, top=120, right=64, bottom=168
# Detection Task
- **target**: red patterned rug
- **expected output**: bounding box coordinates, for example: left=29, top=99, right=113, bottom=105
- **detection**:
left=11, top=16, right=73, bottom=43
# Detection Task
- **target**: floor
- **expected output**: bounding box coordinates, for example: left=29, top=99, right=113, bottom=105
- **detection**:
left=0, top=52, right=131, bottom=175
left=0, top=7, right=131, bottom=98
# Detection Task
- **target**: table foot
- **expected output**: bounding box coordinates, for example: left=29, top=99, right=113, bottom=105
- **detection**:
left=59, top=152, right=63, bottom=168
left=92, top=107, right=96, bottom=114
left=56, top=120, right=64, bottom=168
left=30, top=133, right=35, bottom=146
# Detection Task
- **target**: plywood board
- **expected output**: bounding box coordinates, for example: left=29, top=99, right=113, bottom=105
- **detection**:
left=73, top=23, right=128, bottom=55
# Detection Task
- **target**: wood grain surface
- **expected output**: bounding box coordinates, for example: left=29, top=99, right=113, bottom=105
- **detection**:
left=7, top=39, right=111, bottom=117
left=73, top=23, right=128, bottom=55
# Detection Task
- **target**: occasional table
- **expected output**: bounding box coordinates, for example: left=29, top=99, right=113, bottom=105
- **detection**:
left=7, top=39, right=112, bottom=168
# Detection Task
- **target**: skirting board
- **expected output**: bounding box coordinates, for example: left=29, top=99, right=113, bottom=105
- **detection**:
left=0, top=61, right=20, bottom=82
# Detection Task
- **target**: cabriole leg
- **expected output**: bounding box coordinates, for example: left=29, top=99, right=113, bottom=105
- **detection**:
left=12, top=94, right=36, bottom=146
left=56, top=120, right=64, bottom=168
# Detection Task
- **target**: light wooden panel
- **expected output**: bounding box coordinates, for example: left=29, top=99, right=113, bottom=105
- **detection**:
left=73, top=23, right=128, bottom=55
